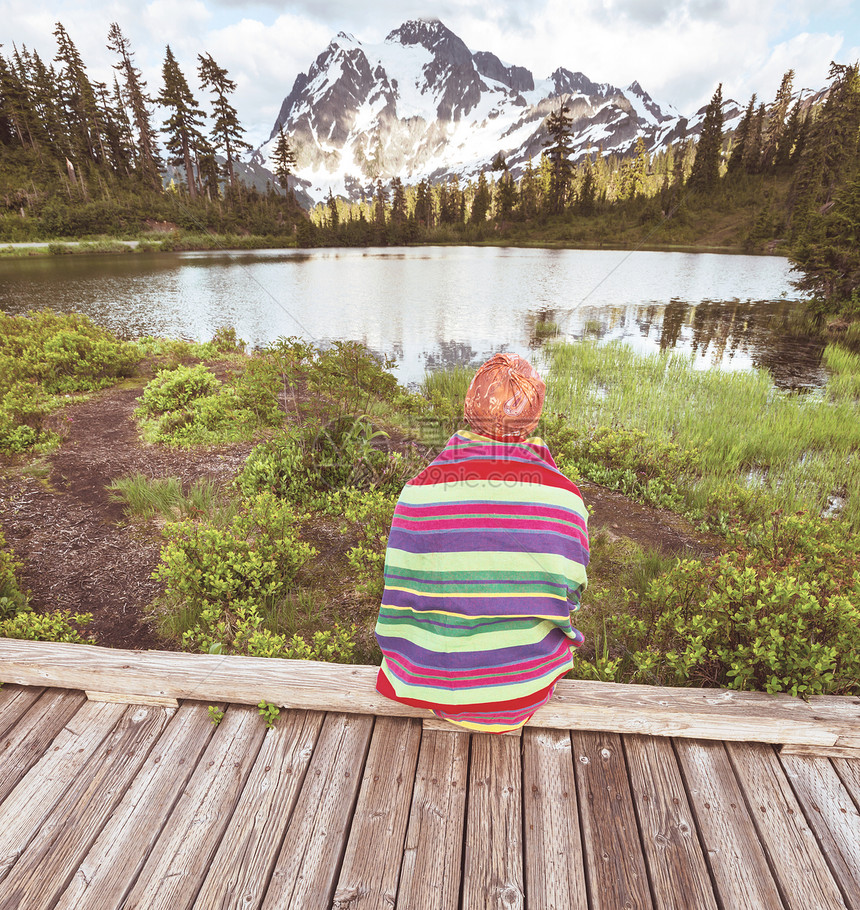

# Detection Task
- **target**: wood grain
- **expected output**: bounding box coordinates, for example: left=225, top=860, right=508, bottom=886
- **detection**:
left=0, top=704, right=171, bottom=909
left=0, top=688, right=86, bottom=806
left=261, top=712, right=374, bottom=910
left=675, top=739, right=784, bottom=909
left=333, top=716, right=422, bottom=909
left=727, top=741, right=847, bottom=909
left=0, top=683, right=44, bottom=739
left=624, top=734, right=717, bottom=910
left=396, top=728, right=470, bottom=910
left=780, top=752, right=860, bottom=908
left=2, top=639, right=857, bottom=746
left=0, top=699, right=124, bottom=883
left=522, top=727, right=588, bottom=910
left=55, top=701, right=219, bottom=910
left=572, top=730, right=653, bottom=910
left=191, top=709, right=325, bottom=910
left=462, top=734, right=525, bottom=910
left=122, top=704, right=266, bottom=910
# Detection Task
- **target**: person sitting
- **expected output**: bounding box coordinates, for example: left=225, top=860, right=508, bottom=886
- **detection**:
left=374, top=352, right=589, bottom=733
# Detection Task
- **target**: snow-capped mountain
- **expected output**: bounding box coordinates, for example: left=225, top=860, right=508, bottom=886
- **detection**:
left=254, top=18, right=742, bottom=204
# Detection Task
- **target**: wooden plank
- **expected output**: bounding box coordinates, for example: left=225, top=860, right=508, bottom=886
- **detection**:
left=262, top=712, right=374, bottom=910
left=832, top=758, right=860, bottom=812
left=55, top=702, right=220, bottom=910
left=462, top=734, right=524, bottom=910
left=122, top=704, right=267, bottom=910
left=522, top=727, right=588, bottom=910
left=0, top=699, right=124, bottom=883
left=396, top=728, right=470, bottom=910
left=623, top=734, right=717, bottom=910
left=333, top=717, right=422, bottom=909
left=781, top=743, right=860, bottom=760
left=0, top=688, right=86, bottom=806
left=0, top=704, right=172, bottom=909
left=191, top=709, right=325, bottom=910
left=806, top=695, right=860, bottom=748
left=572, top=730, right=653, bottom=910
left=86, top=690, right=179, bottom=707
left=0, top=683, right=45, bottom=739
left=726, top=741, right=848, bottom=909
left=780, top=753, right=860, bottom=908
left=675, top=739, right=784, bottom=908
left=423, top=716, right=522, bottom=737
left=2, top=639, right=858, bottom=747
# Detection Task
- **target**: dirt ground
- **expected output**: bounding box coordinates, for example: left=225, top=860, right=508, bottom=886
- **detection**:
left=0, top=381, right=718, bottom=651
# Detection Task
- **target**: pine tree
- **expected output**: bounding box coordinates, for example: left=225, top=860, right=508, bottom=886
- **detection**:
left=762, top=69, right=794, bottom=170
left=542, top=104, right=574, bottom=214
left=53, top=22, right=101, bottom=164
left=158, top=46, right=206, bottom=199
left=373, top=178, right=386, bottom=230
left=493, top=170, right=517, bottom=220
left=776, top=100, right=803, bottom=168
left=390, top=177, right=407, bottom=225
left=744, top=103, right=766, bottom=174
left=688, top=83, right=723, bottom=193
left=197, top=52, right=250, bottom=190
left=413, top=179, right=432, bottom=228
left=326, top=189, right=339, bottom=229
left=271, top=126, right=297, bottom=191
left=107, top=22, right=161, bottom=188
left=630, top=136, right=649, bottom=197
left=728, top=95, right=756, bottom=176
left=470, top=171, right=491, bottom=223
left=576, top=156, right=597, bottom=214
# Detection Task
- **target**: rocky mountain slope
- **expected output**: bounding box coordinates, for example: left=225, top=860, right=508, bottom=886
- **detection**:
left=252, top=18, right=744, bottom=203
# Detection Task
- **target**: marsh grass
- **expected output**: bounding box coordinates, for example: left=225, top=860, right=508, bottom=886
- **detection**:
left=545, top=340, right=860, bottom=527
left=108, top=473, right=239, bottom=524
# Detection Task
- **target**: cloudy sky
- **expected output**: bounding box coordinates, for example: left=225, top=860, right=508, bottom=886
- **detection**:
left=3, top=0, right=859, bottom=146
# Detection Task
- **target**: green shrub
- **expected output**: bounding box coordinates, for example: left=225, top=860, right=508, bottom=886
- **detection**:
left=583, top=512, right=860, bottom=696
left=328, top=488, right=397, bottom=599
left=237, top=419, right=410, bottom=507
left=0, top=609, right=93, bottom=643
left=153, top=491, right=317, bottom=643
left=0, top=529, right=29, bottom=620
left=138, top=364, right=220, bottom=415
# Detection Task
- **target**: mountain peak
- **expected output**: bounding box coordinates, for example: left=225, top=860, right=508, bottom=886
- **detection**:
left=385, top=18, right=472, bottom=67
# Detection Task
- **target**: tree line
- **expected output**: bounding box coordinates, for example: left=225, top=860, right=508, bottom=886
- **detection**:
left=0, top=22, right=302, bottom=239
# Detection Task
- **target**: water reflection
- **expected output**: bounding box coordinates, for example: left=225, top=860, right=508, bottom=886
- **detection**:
left=0, top=246, right=823, bottom=389
left=558, top=299, right=827, bottom=389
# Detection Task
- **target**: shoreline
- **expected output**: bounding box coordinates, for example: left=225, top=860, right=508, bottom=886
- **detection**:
left=0, top=235, right=788, bottom=259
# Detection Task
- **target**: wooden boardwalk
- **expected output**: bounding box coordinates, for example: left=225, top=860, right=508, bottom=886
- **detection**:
left=1, top=642, right=859, bottom=909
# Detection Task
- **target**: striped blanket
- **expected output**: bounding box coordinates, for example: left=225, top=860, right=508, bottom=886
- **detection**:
left=375, top=429, right=589, bottom=733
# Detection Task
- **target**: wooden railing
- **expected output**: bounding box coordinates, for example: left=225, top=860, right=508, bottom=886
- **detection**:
left=0, top=638, right=857, bottom=756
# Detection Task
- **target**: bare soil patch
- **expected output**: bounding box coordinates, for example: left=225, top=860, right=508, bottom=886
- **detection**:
left=0, top=383, right=720, bottom=651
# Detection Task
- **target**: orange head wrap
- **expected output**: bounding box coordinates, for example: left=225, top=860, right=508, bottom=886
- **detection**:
left=463, top=353, right=545, bottom=441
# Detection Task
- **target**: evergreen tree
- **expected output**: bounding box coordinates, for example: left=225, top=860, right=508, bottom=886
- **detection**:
left=542, top=104, right=574, bottom=214
left=373, top=178, right=386, bottom=230
left=630, top=136, right=649, bottom=197
left=728, top=95, right=756, bottom=176
left=762, top=69, right=794, bottom=170
left=390, top=177, right=407, bottom=225
left=158, top=46, right=207, bottom=199
left=493, top=169, right=517, bottom=220
left=470, top=171, right=491, bottom=223
left=776, top=100, right=803, bottom=168
left=519, top=158, right=540, bottom=219
left=53, top=23, right=101, bottom=164
left=791, top=62, right=860, bottom=227
left=413, top=178, right=433, bottom=228
left=271, top=126, right=297, bottom=191
left=744, top=103, right=766, bottom=174
left=688, top=83, right=723, bottom=193
left=326, top=189, right=339, bottom=229
left=576, top=156, right=597, bottom=214
left=791, top=170, right=860, bottom=314
left=107, top=22, right=161, bottom=188
left=197, top=52, right=250, bottom=190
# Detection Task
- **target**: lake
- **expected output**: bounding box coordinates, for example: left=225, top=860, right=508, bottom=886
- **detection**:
left=0, top=246, right=824, bottom=389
